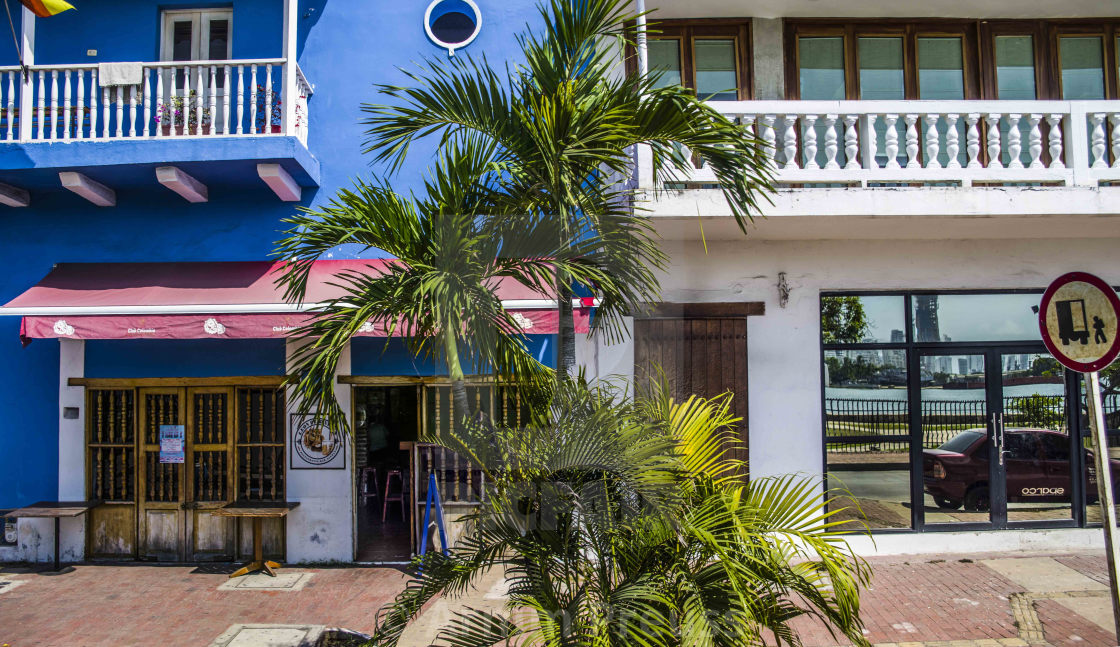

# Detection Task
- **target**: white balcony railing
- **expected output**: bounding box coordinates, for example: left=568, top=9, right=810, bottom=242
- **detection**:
left=645, top=100, right=1120, bottom=189
left=0, top=59, right=312, bottom=145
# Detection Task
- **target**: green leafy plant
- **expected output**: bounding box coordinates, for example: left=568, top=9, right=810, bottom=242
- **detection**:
left=364, top=380, right=872, bottom=647
left=155, top=89, right=212, bottom=131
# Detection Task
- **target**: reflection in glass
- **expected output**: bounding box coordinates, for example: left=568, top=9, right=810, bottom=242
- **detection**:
left=917, top=37, right=965, bottom=100
left=821, top=295, right=906, bottom=345
left=921, top=354, right=990, bottom=524
left=1003, top=353, right=1072, bottom=522
left=799, top=37, right=845, bottom=100
left=1059, top=37, right=1106, bottom=100
left=1082, top=368, right=1120, bottom=525
left=910, top=293, right=1041, bottom=343
left=858, top=38, right=904, bottom=100
left=695, top=39, right=738, bottom=101
left=995, top=36, right=1036, bottom=100
left=825, top=350, right=911, bottom=529
left=648, top=39, right=682, bottom=90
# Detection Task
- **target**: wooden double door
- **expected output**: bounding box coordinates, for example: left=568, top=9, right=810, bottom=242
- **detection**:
left=87, top=385, right=285, bottom=561
left=634, top=314, right=750, bottom=470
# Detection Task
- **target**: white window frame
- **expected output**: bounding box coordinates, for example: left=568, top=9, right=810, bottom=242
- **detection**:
left=160, top=9, right=234, bottom=63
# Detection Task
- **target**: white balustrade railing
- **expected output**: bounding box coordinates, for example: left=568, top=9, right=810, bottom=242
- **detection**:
left=0, top=58, right=312, bottom=143
left=645, top=100, right=1120, bottom=189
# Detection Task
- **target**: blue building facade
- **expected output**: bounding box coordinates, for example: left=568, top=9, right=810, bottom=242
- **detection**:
left=0, top=0, right=552, bottom=564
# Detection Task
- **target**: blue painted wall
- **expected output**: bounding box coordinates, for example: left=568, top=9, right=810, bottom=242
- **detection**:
left=351, top=335, right=556, bottom=376
left=0, top=0, right=547, bottom=508
left=85, top=339, right=285, bottom=378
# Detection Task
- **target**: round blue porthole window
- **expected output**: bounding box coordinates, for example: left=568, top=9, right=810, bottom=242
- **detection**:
left=425, top=0, right=482, bottom=56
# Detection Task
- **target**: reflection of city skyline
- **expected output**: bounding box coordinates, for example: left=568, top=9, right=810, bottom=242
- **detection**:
left=850, top=294, right=1041, bottom=343
left=831, top=347, right=1034, bottom=377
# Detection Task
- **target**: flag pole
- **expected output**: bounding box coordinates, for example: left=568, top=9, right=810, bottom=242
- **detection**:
left=1, top=0, right=24, bottom=79
left=1086, top=369, right=1120, bottom=639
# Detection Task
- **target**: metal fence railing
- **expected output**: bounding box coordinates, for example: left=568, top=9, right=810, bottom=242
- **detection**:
left=825, top=395, right=1071, bottom=454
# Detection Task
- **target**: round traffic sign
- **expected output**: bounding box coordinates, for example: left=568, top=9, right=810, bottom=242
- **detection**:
left=1039, top=272, right=1120, bottom=373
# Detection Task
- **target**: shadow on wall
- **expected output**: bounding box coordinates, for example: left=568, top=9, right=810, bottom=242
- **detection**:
left=298, top=0, right=329, bottom=54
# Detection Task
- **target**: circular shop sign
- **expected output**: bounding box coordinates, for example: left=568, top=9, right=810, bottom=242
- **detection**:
left=1038, top=271, right=1120, bottom=373
left=293, top=416, right=342, bottom=466
left=424, top=0, right=482, bottom=56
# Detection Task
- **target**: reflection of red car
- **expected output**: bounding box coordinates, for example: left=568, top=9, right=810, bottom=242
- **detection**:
left=922, top=428, right=1120, bottom=511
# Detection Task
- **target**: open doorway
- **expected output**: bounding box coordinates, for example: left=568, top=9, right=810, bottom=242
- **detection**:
left=353, top=385, right=418, bottom=562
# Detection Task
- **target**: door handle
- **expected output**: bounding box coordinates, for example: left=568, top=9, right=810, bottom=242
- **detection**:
left=998, top=412, right=1006, bottom=466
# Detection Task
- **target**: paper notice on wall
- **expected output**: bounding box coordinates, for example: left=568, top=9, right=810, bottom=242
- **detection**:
left=159, top=424, right=185, bottom=464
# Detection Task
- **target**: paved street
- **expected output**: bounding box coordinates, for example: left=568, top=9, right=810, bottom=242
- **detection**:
left=0, top=550, right=1116, bottom=646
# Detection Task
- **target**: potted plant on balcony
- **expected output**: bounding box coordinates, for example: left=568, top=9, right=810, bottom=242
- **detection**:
left=156, top=89, right=212, bottom=136
left=255, top=84, right=283, bottom=134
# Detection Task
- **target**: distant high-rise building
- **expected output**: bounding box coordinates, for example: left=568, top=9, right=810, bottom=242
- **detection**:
left=914, top=295, right=940, bottom=343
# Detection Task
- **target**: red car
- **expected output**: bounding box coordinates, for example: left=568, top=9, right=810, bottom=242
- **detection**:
left=923, top=428, right=1120, bottom=511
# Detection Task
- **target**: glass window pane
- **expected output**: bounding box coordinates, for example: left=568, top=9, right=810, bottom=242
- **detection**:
left=648, top=39, right=682, bottom=90
left=172, top=20, right=193, bottom=62
left=858, top=37, right=905, bottom=100
left=911, top=294, right=1041, bottom=343
left=825, top=350, right=911, bottom=530
left=1059, top=36, right=1105, bottom=100
left=1003, top=352, right=1071, bottom=523
left=995, top=35, right=1036, bottom=100
left=821, top=295, right=907, bottom=345
left=918, top=37, right=965, bottom=99
left=920, top=354, right=989, bottom=524
left=694, top=39, right=738, bottom=101
left=799, top=36, right=845, bottom=100
left=207, top=19, right=229, bottom=61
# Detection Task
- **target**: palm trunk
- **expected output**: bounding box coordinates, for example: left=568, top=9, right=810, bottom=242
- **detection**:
left=442, top=327, right=470, bottom=431
left=556, top=275, right=576, bottom=380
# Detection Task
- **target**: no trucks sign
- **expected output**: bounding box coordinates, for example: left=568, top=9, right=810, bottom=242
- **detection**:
left=1039, top=272, right=1120, bottom=372
left=1039, top=271, right=1120, bottom=635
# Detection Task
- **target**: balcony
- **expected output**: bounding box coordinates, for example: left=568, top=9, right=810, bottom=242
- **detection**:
left=640, top=99, right=1120, bottom=240
left=0, top=58, right=317, bottom=206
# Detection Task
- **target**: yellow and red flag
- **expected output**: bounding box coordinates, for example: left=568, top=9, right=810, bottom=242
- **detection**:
left=19, top=0, right=74, bottom=18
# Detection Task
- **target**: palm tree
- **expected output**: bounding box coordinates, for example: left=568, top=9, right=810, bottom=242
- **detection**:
left=365, top=382, right=871, bottom=647
left=363, top=0, right=775, bottom=377
left=275, top=138, right=627, bottom=430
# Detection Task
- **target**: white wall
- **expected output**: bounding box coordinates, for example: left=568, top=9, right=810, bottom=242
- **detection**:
left=581, top=236, right=1120, bottom=483
left=56, top=338, right=85, bottom=562
left=284, top=340, right=355, bottom=563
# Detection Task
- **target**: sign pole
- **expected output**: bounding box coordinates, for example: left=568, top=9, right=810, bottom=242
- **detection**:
left=1086, top=370, right=1120, bottom=639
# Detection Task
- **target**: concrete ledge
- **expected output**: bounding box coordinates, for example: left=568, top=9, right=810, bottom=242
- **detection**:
left=845, top=527, right=1105, bottom=557
left=0, top=136, right=320, bottom=187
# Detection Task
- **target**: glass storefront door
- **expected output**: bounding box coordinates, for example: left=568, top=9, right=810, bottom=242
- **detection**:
left=917, top=348, right=1075, bottom=529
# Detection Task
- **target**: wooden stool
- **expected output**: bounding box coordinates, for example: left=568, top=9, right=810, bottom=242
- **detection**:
left=359, top=467, right=380, bottom=505
left=382, top=469, right=406, bottom=522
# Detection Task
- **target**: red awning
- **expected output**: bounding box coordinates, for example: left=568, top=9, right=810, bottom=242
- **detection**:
left=4, top=260, right=589, bottom=341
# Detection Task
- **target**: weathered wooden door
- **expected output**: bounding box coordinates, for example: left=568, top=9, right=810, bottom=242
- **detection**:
left=634, top=317, right=750, bottom=469
left=138, top=388, right=187, bottom=560
left=187, top=388, right=236, bottom=560
left=234, top=387, right=286, bottom=559
left=87, top=388, right=138, bottom=559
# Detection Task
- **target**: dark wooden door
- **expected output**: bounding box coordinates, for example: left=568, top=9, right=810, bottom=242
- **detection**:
left=634, top=317, right=749, bottom=471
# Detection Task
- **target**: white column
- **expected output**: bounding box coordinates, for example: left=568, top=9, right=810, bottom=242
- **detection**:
left=56, top=339, right=85, bottom=563
left=17, top=7, right=35, bottom=142
left=284, top=339, right=355, bottom=563
left=281, top=0, right=298, bottom=134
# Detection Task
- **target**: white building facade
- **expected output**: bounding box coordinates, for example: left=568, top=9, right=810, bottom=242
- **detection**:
left=579, top=0, right=1120, bottom=552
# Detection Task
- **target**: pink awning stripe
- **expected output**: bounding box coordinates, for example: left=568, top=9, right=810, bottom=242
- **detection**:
left=6, top=260, right=592, bottom=341
left=19, top=309, right=588, bottom=342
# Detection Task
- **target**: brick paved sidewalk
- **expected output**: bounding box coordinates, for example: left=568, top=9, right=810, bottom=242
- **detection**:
left=790, top=552, right=1117, bottom=647
left=0, top=550, right=1115, bottom=646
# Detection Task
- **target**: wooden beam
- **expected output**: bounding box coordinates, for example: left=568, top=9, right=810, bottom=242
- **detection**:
left=632, top=302, right=766, bottom=319
left=156, top=166, right=208, bottom=203
left=68, top=376, right=290, bottom=388
left=257, top=163, right=301, bottom=202
left=59, top=171, right=115, bottom=207
left=0, top=182, right=29, bottom=207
